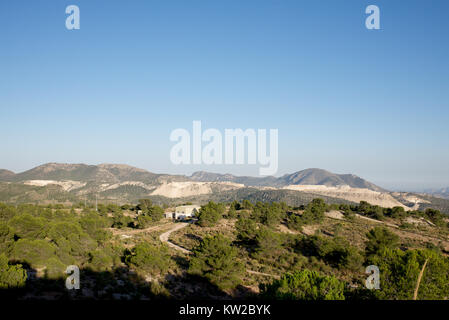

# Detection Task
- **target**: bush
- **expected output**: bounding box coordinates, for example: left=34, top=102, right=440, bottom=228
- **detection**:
left=8, top=214, right=47, bottom=239
left=189, top=234, right=244, bottom=290
left=0, top=254, right=27, bottom=289
left=241, top=200, right=254, bottom=210
left=365, top=227, right=399, bottom=259
left=286, top=213, right=302, bottom=231
left=136, top=214, right=153, bottom=229
left=197, top=202, right=224, bottom=227
left=89, top=249, right=114, bottom=272
left=260, top=269, right=345, bottom=300
left=369, top=248, right=449, bottom=300
left=296, top=235, right=363, bottom=271
left=147, top=205, right=164, bottom=222
left=235, top=217, right=257, bottom=244
left=12, top=239, right=57, bottom=267
left=254, top=203, right=283, bottom=228
left=44, top=257, right=66, bottom=279
left=125, top=242, right=171, bottom=276
left=252, top=227, right=285, bottom=263
left=111, top=212, right=133, bottom=229
left=227, top=206, right=238, bottom=219
left=0, top=204, right=16, bottom=222
left=0, top=222, right=14, bottom=255
left=301, top=199, right=326, bottom=224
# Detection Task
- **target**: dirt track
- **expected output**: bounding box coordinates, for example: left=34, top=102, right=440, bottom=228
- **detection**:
left=109, top=222, right=173, bottom=236
left=158, top=222, right=280, bottom=278
left=159, top=222, right=192, bottom=254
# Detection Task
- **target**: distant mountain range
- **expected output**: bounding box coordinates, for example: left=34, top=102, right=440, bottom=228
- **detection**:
left=424, top=187, right=449, bottom=200
left=1, top=163, right=448, bottom=214
left=1, top=163, right=384, bottom=190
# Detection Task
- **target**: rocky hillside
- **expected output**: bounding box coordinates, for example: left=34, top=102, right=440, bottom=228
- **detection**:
left=0, top=169, right=15, bottom=181
left=6, top=163, right=160, bottom=184
left=1, top=163, right=448, bottom=213
left=278, top=169, right=386, bottom=192
left=191, top=168, right=385, bottom=191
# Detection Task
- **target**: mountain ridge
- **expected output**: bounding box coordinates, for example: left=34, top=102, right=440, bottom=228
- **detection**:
left=191, top=168, right=386, bottom=191
left=0, top=163, right=385, bottom=191
left=1, top=163, right=449, bottom=214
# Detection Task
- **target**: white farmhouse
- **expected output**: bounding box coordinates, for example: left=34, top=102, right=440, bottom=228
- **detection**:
left=173, top=205, right=201, bottom=220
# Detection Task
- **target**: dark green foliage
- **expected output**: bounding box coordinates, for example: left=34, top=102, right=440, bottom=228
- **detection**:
left=147, top=205, right=164, bottom=222
left=79, top=213, right=111, bottom=242
left=0, top=203, right=16, bottom=222
left=111, top=212, right=133, bottom=229
left=189, top=234, right=244, bottom=290
left=44, top=257, right=66, bottom=279
left=252, top=227, right=285, bottom=263
left=89, top=250, right=114, bottom=272
left=235, top=217, right=258, bottom=243
left=301, top=198, right=326, bottom=224
left=356, top=201, right=384, bottom=220
left=253, top=202, right=284, bottom=228
left=424, top=208, right=445, bottom=226
left=390, top=206, right=406, bottom=219
left=125, top=242, right=171, bottom=276
left=260, top=269, right=345, bottom=300
left=365, top=227, right=399, bottom=259
left=197, top=201, right=225, bottom=227
left=370, top=248, right=449, bottom=300
left=12, top=239, right=57, bottom=267
left=133, top=200, right=164, bottom=227
left=0, top=222, right=14, bottom=254
left=286, top=213, right=302, bottom=231
left=48, top=221, right=83, bottom=241
left=136, top=214, right=153, bottom=229
left=227, top=206, right=238, bottom=219
left=230, top=200, right=241, bottom=211
left=241, top=199, right=254, bottom=210
left=8, top=214, right=47, bottom=239
left=136, top=199, right=153, bottom=212
left=296, top=235, right=363, bottom=271
left=0, top=254, right=27, bottom=289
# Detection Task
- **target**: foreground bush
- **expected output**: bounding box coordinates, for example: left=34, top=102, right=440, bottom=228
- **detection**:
left=189, top=234, right=244, bottom=290
left=0, top=254, right=27, bottom=289
left=260, top=269, right=345, bottom=300
left=369, top=248, right=449, bottom=300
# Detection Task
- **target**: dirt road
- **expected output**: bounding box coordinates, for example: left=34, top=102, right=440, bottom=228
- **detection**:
left=246, top=270, right=280, bottom=279
left=159, top=222, right=280, bottom=279
left=159, top=222, right=192, bottom=254
left=110, top=222, right=173, bottom=236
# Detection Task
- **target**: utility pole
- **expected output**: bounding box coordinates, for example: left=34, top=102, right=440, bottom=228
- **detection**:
left=95, top=193, right=98, bottom=212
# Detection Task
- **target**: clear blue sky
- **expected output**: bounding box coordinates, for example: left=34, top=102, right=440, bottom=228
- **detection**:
left=1, top=0, right=448, bottom=191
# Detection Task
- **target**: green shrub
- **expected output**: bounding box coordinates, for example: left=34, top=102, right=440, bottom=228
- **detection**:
left=189, top=234, right=244, bottom=290
left=365, top=227, right=399, bottom=259
left=125, top=242, right=171, bottom=276
left=197, top=202, right=224, bottom=227
left=0, top=254, right=27, bottom=289
left=260, top=269, right=345, bottom=300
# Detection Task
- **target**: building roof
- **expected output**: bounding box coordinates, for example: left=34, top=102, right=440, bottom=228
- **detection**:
left=175, top=205, right=201, bottom=209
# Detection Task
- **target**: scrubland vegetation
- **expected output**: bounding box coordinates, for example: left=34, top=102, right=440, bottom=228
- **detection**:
left=0, top=198, right=448, bottom=300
